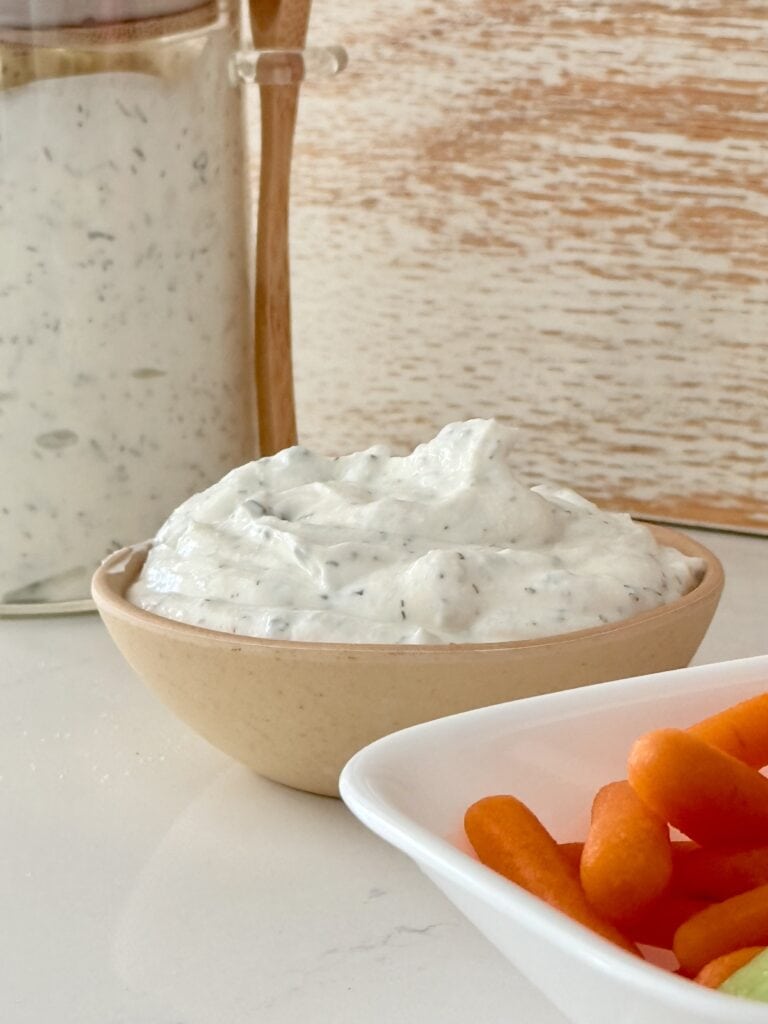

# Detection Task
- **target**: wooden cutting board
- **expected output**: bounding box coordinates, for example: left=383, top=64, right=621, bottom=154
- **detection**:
left=252, top=0, right=768, bottom=533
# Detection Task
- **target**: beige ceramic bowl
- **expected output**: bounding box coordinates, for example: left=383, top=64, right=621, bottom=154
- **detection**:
left=92, top=525, right=723, bottom=797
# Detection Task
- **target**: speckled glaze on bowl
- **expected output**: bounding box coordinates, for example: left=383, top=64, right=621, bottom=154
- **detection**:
left=91, top=525, right=723, bottom=797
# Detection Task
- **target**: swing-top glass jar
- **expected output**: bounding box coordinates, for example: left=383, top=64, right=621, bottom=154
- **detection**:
left=0, top=0, right=257, bottom=611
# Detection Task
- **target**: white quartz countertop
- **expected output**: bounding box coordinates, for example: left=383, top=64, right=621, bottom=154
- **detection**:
left=3, top=528, right=767, bottom=1024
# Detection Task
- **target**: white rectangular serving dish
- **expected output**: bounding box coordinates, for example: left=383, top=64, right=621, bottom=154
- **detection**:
left=340, top=655, right=768, bottom=1024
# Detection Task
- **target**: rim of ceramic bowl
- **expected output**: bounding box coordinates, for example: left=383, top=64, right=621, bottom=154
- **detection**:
left=91, top=523, right=725, bottom=655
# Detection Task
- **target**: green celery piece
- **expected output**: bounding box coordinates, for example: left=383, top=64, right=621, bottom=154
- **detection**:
left=721, top=948, right=768, bottom=1002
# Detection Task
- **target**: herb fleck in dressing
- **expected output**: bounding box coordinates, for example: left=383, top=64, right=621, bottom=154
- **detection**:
left=129, top=420, right=705, bottom=644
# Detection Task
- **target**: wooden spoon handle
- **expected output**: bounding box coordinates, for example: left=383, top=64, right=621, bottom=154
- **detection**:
left=254, top=83, right=299, bottom=455
left=250, top=0, right=311, bottom=48
left=250, top=0, right=312, bottom=455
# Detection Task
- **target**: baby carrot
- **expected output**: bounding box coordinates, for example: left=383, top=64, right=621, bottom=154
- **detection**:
left=464, top=795, right=639, bottom=955
left=689, top=693, right=768, bottom=768
left=627, top=729, right=768, bottom=848
left=674, top=884, right=768, bottom=976
left=673, top=844, right=768, bottom=902
left=580, top=781, right=672, bottom=923
left=558, top=842, right=584, bottom=873
left=624, top=894, right=709, bottom=950
left=694, top=947, right=765, bottom=989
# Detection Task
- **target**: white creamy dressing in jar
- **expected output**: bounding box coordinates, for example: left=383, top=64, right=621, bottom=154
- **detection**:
left=0, top=7, right=255, bottom=607
left=129, top=419, right=705, bottom=644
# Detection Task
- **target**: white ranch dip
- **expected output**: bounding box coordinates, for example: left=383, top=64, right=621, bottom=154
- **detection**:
left=128, top=419, right=705, bottom=644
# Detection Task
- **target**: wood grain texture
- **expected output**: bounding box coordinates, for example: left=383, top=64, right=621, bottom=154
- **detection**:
left=250, top=0, right=768, bottom=531
left=250, top=0, right=312, bottom=454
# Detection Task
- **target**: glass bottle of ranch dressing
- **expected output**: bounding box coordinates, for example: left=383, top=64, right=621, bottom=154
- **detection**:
left=0, top=0, right=257, bottom=611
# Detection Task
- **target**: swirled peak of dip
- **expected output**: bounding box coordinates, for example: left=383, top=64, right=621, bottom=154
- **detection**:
left=128, top=419, right=705, bottom=644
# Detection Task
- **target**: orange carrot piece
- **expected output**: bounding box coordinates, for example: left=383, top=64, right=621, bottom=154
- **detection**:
left=627, top=729, right=768, bottom=848
left=558, top=842, right=584, bottom=873
left=689, top=693, right=768, bottom=769
left=624, top=894, right=709, bottom=950
left=694, top=946, right=766, bottom=988
left=561, top=840, right=695, bottom=880
left=673, top=844, right=768, bottom=902
left=464, top=796, right=640, bottom=955
left=580, top=781, right=672, bottom=923
left=674, top=884, right=768, bottom=976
